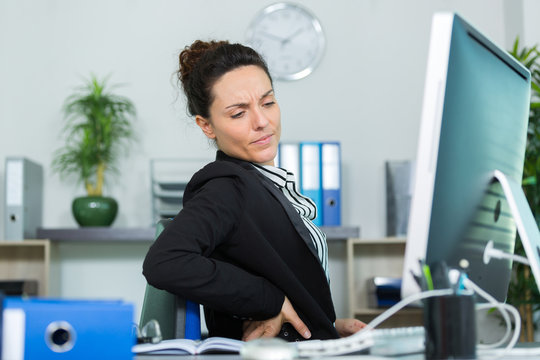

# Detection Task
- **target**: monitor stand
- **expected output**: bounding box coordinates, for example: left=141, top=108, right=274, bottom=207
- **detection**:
left=492, top=170, right=540, bottom=292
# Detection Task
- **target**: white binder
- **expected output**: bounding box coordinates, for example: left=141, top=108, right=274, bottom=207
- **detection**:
left=278, top=143, right=301, bottom=184
left=4, top=157, right=43, bottom=240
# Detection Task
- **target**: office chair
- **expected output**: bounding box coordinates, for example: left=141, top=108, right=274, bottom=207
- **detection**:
left=139, top=219, right=201, bottom=340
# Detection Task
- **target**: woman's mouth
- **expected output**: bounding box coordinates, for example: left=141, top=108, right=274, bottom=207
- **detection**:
left=252, top=134, right=272, bottom=145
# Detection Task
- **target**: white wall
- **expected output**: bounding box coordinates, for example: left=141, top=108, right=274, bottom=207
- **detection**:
left=523, top=0, right=540, bottom=46
left=0, top=0, right=531, bottom=320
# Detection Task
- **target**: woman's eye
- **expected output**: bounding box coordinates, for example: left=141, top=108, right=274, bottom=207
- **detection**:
left=231, top=111, right=244, bottom=119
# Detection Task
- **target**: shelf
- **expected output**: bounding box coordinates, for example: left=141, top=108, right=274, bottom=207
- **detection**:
left=347, top=237, right=423, bottom=326
left=354, top=307, right=422, bottom=316
left=348, top=237, right=405, bottom=245
left=0, top=240, right=58, bottom=296
left=37, top=227, right=155, bottom=242
left=354, top=307, right=424, bottom=328
left=321, top=226, right=360, bottom=240
left=37, top=226, right=359, bottom=242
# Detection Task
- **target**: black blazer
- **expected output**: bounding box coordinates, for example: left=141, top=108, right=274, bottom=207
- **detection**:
left=143, top=151, right=338, bottom=340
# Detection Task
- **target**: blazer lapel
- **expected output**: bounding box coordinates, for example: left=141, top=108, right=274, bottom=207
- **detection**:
left=215, top=151, right=320, bottom=260
left=256, top=174, right=319, bottom=260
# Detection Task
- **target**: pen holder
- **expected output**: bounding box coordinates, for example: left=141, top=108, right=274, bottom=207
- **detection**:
left=423, top=294, right=476, bottom=359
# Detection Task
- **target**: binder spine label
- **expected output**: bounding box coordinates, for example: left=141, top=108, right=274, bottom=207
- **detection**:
left=2, top=308, right=25, bottom=360
left=6, top=160, right=23, bottom=206
left=301, top=144, right=321, bottom=190
left=322, top=144, right=340, bottom=189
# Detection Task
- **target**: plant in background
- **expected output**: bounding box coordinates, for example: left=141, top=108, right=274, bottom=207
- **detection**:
left=52, top=75, right=136, bottom=195
left=508, top=38, right=540, bottom=341
left=52, top=75, right=136, bottom=226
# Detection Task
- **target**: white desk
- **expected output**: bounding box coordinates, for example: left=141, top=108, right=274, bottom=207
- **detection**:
left=136, top=355, right=421, bottom=360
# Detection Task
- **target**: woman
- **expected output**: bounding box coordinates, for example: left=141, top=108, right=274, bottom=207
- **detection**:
left=143, top=40, right=364, bottom=341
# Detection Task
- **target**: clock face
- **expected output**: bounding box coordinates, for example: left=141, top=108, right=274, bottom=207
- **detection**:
left=246, top=3, right=325, bottom=81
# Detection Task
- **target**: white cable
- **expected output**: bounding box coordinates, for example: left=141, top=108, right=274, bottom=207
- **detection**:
left=484, top=240, right=530, bottom=265
left=297, top=278, right=524, bottom=358
left=476, top=304, right=522, bottom=359
left=463, top=278, right=522, bottom=359
left=362, top=288, right=453, bottom=330
left=296, top=288, right=453, bottom=357
left=475, top=303, right=512, bottom=349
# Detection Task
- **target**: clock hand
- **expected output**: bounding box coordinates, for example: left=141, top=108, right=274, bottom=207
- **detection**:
left=259, top=31, right=286, bottom=43
left=281, top=27, right=306, bottom=46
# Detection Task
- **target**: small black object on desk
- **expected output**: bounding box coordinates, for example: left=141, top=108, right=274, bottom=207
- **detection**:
left=423, top=262, right=476, bottom=359
left=424, top=293, right=476, bottom=359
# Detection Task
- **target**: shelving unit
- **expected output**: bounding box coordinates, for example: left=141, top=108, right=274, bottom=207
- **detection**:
left=0, top=240, right=59, bottom=296
left=37, top=226, right=359, bottom=243
left=347, top=237, right=423, bottom=327
left=150, top=158, right=210, bottom=223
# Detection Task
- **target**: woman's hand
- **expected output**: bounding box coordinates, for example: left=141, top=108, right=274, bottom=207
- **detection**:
left=335, top=318, right=366, bottom=337
left=242, top=297, right=311, bottom=341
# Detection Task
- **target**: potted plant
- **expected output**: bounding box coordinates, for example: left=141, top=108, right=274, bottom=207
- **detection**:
left=507, top=38, right=540, bottom=341
left=52, top=75, right=136, bottom=226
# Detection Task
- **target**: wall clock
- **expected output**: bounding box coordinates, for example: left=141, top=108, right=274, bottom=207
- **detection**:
left=246, top=2, right=326, bottom=81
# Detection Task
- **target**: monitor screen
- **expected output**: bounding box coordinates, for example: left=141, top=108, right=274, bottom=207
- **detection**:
left=401, top=12, right=531, bottom=302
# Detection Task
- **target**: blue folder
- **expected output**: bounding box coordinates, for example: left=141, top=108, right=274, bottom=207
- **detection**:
left=0, top=292, right=4, bottom=358
left=321, top=142, right=342, bottom=226
left=3, top=297, right=134, bottom=360
left=185, top=300, right=201, bottom=340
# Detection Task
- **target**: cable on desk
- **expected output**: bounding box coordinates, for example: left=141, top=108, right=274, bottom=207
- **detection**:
left=296, top=278, right=526, bottom=358
left=463, top=278, right=522, bottom=359
left=296, top=288, right=453, bottom=357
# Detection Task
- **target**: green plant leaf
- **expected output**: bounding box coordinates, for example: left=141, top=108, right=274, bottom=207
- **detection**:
left=51, top=75, right=137, bottom=195
left=507, top=36, right=540, bottom=320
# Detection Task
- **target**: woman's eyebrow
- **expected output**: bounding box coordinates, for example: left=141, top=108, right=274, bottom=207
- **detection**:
left=225, top=89, right=274, bottom=109
left=260, top=89, right=274, bottom=99
left=225, top=102, right=248, bottom=109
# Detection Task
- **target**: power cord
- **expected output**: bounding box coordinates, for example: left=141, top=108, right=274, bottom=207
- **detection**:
left=483, top=240, right=530, bottom=266
left=462, top=278, right=523, bottom=359
left=295, top=288, right=453, bottom=357
left=295, top=277, right=528, bottom=358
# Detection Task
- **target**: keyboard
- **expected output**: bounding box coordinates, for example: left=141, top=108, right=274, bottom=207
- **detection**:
left=368, top=326, right=425, bottom=356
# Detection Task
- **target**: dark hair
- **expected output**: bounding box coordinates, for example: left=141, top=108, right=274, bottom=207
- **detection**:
left=178, top=40, right=273, bottom=118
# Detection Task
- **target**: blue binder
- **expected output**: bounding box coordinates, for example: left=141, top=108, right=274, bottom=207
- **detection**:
left=0, top=292, right=4, bottom=358
left=184, top=300, right=201, bottom=340
left=321, top=142, right=342, bottom=226
left=3, top=297, right=134, bottom=360
left=300, top=142, right=323, bottom=226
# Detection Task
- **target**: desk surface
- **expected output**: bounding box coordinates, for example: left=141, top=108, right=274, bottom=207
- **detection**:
left=135, top=345, right=540, bottom=360
left=136, top=356, right=419, bottom=360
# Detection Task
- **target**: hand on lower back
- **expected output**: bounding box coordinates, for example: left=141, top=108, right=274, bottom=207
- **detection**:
left=242, top=296, right=312, bottom=341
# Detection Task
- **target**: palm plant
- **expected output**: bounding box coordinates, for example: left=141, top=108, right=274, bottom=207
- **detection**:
left=52, top=75, right=136, bottom=196
left=507, top=37, right=540, bottom=341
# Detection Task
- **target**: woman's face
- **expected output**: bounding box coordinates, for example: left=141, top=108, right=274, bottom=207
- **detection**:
left=196, top=65, right=281, bottom=165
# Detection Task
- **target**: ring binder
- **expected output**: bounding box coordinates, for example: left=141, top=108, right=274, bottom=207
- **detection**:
left=4, top=157, right=43, bottom=241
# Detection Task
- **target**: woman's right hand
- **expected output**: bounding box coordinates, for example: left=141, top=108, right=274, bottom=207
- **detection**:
left=242, top=296, right=312, bottom=341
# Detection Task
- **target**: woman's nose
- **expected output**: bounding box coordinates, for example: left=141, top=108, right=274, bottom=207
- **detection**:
left=252, top=108, right=269, bottom=129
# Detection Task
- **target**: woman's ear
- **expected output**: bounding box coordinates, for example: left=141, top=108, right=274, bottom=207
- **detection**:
left=195, top=115, right=216, bottom=139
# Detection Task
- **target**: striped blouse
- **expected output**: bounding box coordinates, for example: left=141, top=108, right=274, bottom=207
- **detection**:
left=252, top=163, right=329, bottom=281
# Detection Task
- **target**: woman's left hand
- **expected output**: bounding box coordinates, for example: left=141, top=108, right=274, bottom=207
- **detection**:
left=335, top=318, right=366, bottom=337
left=242, top=296, right=311, bottom=341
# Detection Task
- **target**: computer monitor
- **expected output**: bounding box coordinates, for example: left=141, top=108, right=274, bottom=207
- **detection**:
left=401, top=12, right=534, bottom=302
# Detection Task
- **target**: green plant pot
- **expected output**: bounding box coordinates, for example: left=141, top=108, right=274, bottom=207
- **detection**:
left=72, top=196, right=118, bottom=227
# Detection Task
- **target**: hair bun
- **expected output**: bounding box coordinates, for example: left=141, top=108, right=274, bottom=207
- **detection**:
left=176, top=39, right=270, bottom=118
left=178, top=40, right=229, bottom=87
